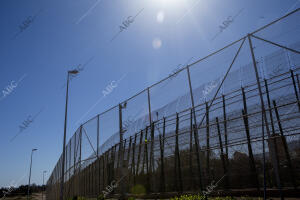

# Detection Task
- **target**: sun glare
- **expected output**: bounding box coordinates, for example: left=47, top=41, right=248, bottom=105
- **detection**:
left=153, top=0, right=185, bottom=9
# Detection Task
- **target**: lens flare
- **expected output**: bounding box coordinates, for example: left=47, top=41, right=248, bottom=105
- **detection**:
left=152, top=38, right=162, bottom=49
left=157, top=11, right=165, bottom=23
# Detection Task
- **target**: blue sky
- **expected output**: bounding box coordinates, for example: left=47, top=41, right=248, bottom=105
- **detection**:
left=0, top=0, right=299, bottom=187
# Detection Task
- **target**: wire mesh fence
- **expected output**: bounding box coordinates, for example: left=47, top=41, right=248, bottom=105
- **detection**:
left=46, top=8, right=300, bottom=199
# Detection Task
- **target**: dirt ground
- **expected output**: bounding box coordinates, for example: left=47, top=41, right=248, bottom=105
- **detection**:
left=4, top=195, right=299, bottom=200
left=104, top=198, right=300, bottom=200
left=2, top=193, right=43, bottom=200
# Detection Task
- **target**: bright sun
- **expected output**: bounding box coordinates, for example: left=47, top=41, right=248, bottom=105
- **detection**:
left=153, top=0, right=185, bottom=9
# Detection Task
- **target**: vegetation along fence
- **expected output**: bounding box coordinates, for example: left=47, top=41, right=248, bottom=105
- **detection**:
left=46, top=8, right=300, bottom=199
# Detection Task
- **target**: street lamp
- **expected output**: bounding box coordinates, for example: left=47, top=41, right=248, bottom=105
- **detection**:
left=118, top=102, right=127, bottom=200
left=60, top=70, right=79, bottom=200
left=42, top=170, right=47, bottom=200
left=27, top=148, right=37, bottom=200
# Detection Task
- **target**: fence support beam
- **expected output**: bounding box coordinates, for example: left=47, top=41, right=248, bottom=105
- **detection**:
left=216, top=117, right=229, bottom=189
left=147, top=87, right=152, bottom=125
left=242, top=109, right=260, bottom=190
left=159, top=134, right=166, bottom=192
left=264, top=80, right=277, bottom=135
left=187, top=66, right=204, bottom=193
left=136, top=130, right=143, bottom=175
left=248, top=34, right=284, bottom=200
left=175, top=113, right=183, bottom=192
left=118, top=103, right=126, bottom=199
left=102, top=153, right=105, bottom=193
left=132, top=134, right=137, bottom=185
left=251, top=34, right=300, bottom=55
left=193, top=124, right=203, bottom=192
left=96, top=115, right=100, bottom=196
left=189, top=110, right=195, bottom=189
left=79, top=126, right=82, bottom=197
left=296, top=74, right=300, bottom=95
left=290, top=70, right=300, bottom=111
left=196, top=38, right=246, bottom=130
left=222, top=95, right=229, bottom=164
left=273, top=100, right=297, bottom=189
left=73, top=133, right=77, bottom=197
left=145, top=127, right=150, bottom=193
left=205, top=102, right=210, bottom=183
left=127, top=137, right=132, bottom=187
left=150, top=122, right=155, bottom=191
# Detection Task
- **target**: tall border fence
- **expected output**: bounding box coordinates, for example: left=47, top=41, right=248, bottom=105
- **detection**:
left=47, top=8, right=300, bottom=199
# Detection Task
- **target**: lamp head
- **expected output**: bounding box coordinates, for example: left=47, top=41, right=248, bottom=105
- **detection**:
left=68, top=70, right=79, bottom=74
left=32, top=148, right=37, bottom=151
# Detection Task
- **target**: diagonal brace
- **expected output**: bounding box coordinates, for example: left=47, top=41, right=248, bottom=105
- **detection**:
left=197, top=37, right=246, bottom=129
left=82, top=126, right=99, bottom=159
left=251, top=34, right=300, bottom=54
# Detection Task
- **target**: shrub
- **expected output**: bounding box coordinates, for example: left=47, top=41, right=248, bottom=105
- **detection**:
left=97, top=194, right=105, bottom=200
left=130, top=184, right=146, bottom=195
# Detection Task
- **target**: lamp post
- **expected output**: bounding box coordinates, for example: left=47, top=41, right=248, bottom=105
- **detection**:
left=42, top=170, right=47, bottom=200
left=27, top=148, right=37, bottom=200
left=60, top=70, right=79, bottom=200
left=119, top=102, right=127, bottom=200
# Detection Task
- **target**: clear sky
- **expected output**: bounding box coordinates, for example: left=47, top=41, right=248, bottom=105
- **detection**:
left=0, top=0, right=299, bottom=187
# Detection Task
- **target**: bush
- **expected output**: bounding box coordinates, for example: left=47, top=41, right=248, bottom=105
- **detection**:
left=97, top=194, right=105, bottom=200
left=130, top=184, right=146, bottom=195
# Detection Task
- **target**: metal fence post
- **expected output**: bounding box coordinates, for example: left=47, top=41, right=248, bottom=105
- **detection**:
left=273, top=100, right=297, bottom=189
left=118, top=103, right=126, bottom=199
left=96, top=115, right=100, bottom=196
left=147, top=87, right=152, bottom=125
left=136, top=130, right=143, bottom=175
left=248, top=34, right=284, bottom=200
left=68, top=141, right=71, bottom=198
left=216, top=117, right=229, bottom=189
left=131, top=134, right=137, bottom=185
left=102, top=153, right=105, bottom=193
left=159, top=134, right=166, bottom=192
left=205, top=102, right=210, bottom=182
left=222, top=95, right=229, bottom=162
left=79, top=125, right=82, bottom=197
left=187, top=66, right=204, bottom=192
left=127, top=136, right=132, bottom=188
left=73, top=133, right=76, bottom=197
left=261, top=112, right=267, bottom=200
left=242, top=87, right=260, bottom=190
left=242, top=109, right=260, bottom=190
left=175, top=113, right=183, bottom=192
left=290, top=70, right=300, bottom=111
left=189, top=110, right=195, bottom=189
left=296, top=74, right=300, bottom=95
left=144, top=126, right=150, bottom=193
left=150, top=122, right=155, bottom=191
left=193, top=124, right=203, bottom=192
left=264, top=80, right=276, bottom=135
